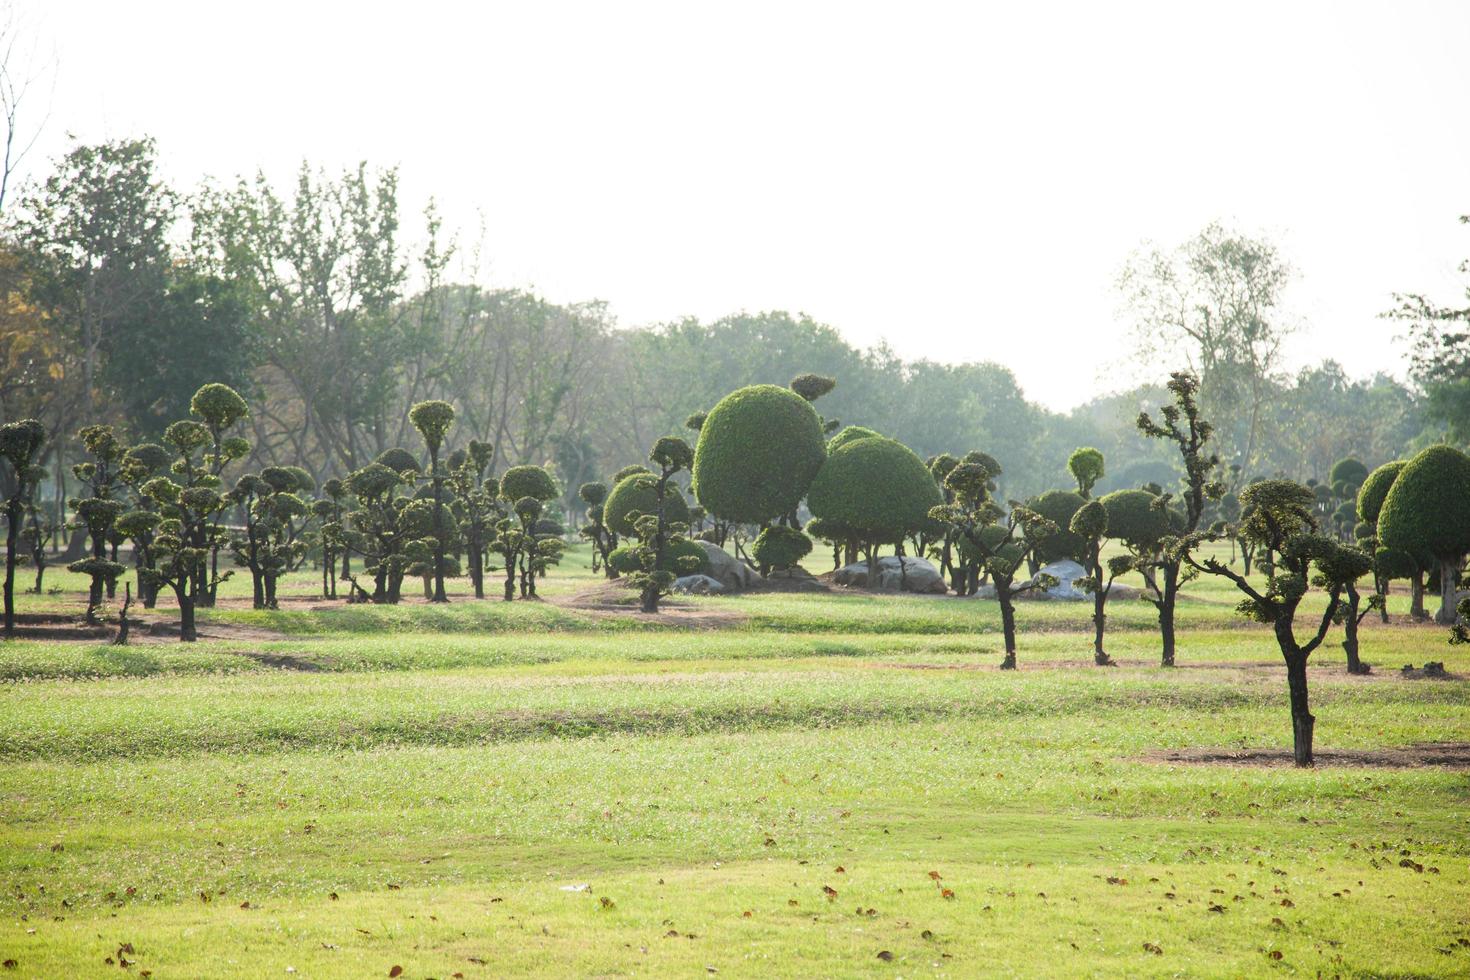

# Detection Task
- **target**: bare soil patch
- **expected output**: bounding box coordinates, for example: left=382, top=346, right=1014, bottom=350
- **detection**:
left=552, top=581, right=750, bottom=630
left=1149, top=742, right=1470, bottom=770
left=6, top=611, right=289, bottom=644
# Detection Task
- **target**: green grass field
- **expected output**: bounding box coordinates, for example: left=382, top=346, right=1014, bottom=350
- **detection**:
left=2, top=545, right=1468, bottom=977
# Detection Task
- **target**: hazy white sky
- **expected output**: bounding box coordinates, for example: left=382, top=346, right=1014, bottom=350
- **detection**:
left=14, top=0, right=1470, bottom=409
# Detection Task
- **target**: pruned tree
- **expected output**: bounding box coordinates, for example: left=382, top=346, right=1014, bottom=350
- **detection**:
left=1357, top=460, right=1406, bottom=622
left=622, top=436, right=700, bottom=613
left=806, top=435, right=942, bottom=587
left=1069, top=498, right=1120, bottom=666
left=447, top=441, right=497, bottom=598
left=929, top=460, right=1057, bottom=669
left=1187, top=480, right=1360, bottom=766
left=409, top=400, right=456, bottom=602
left=1068, top=447, right=1105, bottom=499
left=67, top=424, right=127, bottom=621
left=0, top=416, right=44, bottom=634
left=1135, top=371, right=1224, bottom=666
left=1377, top=445, right=1470, bottom=626
left=577, top=481, right=616, bottom=578
left=692, top=384, right=826, bottom=530
left=751, top=525, right=812, bottom=576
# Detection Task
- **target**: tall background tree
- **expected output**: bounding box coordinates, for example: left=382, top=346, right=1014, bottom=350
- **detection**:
left=1120, top=223, right=1295, bottom=483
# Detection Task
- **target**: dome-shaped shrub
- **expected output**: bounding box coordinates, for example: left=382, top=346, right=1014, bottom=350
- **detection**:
left=1378, top=446, right=1470, bottom=583
left=376, top=447, right=422, bottom=475
left=807, top=436, right=941, bottom=545
left=692, top=384, right=826, bottom=523
left=604, top=473, right=691, bottom=537
left=499, top=464, right=558, bottom=502
left=827, top=425, right=882, bottom=455
left=751, top=525, right=813, bottom=570
left=1028, top=489, right=1087, bottom=562
left=1356, top=460, right=1405, bottom=524
left=1099, top=488, right=1171, bottom=549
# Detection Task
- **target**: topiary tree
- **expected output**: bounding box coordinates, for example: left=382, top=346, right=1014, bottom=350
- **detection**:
left=409, top=399, right=457, bottom=602
left=341, top=461, right=412, bottom=602
left=188, top=383, right=251, bottom=608
left=120, top=418, right=236, bottom=641
left=926, top=453, right=963, bottom=591
left=751, top=525, right=813, bottom=575
left=621, top=436, right=701, bottom=613
left=1068, top=447, right=1105, bottom=499
left=578, top=481, right=618, bottom=578
left=68, top=425, right=129, bottom=621
left=500, top=464, right=559, bottom=504
left=444, top=441, right=496, bottom=599
left=1187, top=480, right=1363, bottom=766
left=827, top=425, right=882, bottom=455
left=1377, top=445, right=1470, bottom=625
left=928, top=460, right=1057, bottom=668
left=118, top=442, right=174, bottom=607
left=1329, top=457, right=1370, bottom=501
left=1069, top=498, right=1121, bottom=666
left=806, top=435, right=942, bottom=587
left=605, top=473, right=692, bottom=539
left=1357, top=460, right=1408, bottom=620
left=1135, top=371, right=1224, bottom=666
left=228, top=468, right=310, bottom=609
left=1322, top=543, right=1377, bottom=674
left=692, top=384, right=826, bottom=527
left=496, top=465, right=559, bottom=598
left=0, top=419, right=46, bottom=636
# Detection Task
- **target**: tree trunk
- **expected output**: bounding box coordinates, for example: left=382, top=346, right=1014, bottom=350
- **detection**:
left=177, top=587, right=197, bottom=643
left=3, top=498, right=18, bottom=635
left=1092, top=586, right=1111, bottom=665
left=1159, top=563, right=1179, bottom=667
left=1436, top=559, right=1461, bottom=626
left=998, top=582, right=1017, bottom=670
left=1410, top=572, right=1426, bottom=620
left=1285, top=651, right=1314, bottom=767
left=1343, top=583, right=1367, bottom=674
left=640, top=585, right=659, bottom=613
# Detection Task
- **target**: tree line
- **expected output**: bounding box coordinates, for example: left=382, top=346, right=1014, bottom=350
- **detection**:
left=0, top=138, right=1447, bottom=547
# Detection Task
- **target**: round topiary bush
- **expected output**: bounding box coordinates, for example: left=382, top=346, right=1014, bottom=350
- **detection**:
left=608, top=538, right=710, bottom=576
left=806, top=436, right=941, bottom=547
left=499, top=464, right=559, bottom=502
left=1329, top=457, right=1370, bottom=494
left=1028, top=489, right=1087, bottom=563
left=827, top=425, right=882, bottom=455
left=1378, top=445, right=1470, bottom=622
left=375, top=447, right=422, bottom=475
left=692, top=384, right=826, bottom=524
left=1099, top=488, right=1172, bottom=549
left=1356, top=460, right=1405, bottom=524
left=1067, top=447, right=1105, bottom=496
left=604, top=473, right=691, bottom=537
left=751, top=525, right=813, bottom=570
left=190, top=383, right=249, bottom=429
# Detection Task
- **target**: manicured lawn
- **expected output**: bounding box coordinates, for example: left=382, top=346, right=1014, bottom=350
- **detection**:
left=1, top=545, right=1467, bottom=976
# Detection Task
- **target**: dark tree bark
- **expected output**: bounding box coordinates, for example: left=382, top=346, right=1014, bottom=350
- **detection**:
left=1284, top=648, right=1313, bottom=766
left=2, top=497, right=18, bottom=635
